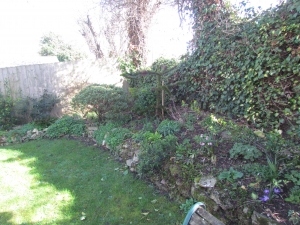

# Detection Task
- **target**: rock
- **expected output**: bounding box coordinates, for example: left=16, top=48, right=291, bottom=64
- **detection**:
left=32, top=128, right=39, bottom=134
left=125, top=150, right=140, bottom=170
left=195, top=175, right=217, bottom=188
left=210, top=191, right=221, bottom=205
left=209, top=190, right=234, bottom=211
left=237, top=207, right=252, bottom=225
left=27, top=130, right=32, bottom=137
left=132, top=153, right=139, bottom=162
left=251, top=211, right=280, bottom=225
left=126, top=159, right=134, bottom=167
left=243, top=207, right=249, bottom=214
left=30, top=133, right=41, bottom=140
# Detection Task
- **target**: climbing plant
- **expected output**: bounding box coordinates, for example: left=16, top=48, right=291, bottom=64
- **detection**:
left=170, top=0, right=300, bottom=136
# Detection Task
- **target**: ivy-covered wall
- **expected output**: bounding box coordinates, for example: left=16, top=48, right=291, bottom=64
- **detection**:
left=171, top=0, right=300, bottom=135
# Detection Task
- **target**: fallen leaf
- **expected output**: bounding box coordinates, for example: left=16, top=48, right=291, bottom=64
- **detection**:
left=141, top=212, right=149, bottom=216
left=254, top=130, right=265, bottom=138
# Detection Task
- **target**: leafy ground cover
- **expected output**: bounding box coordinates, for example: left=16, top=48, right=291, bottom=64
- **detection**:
left=90, top=105, right=300, bottom=224
left=0, top=139, right=183, bottom=225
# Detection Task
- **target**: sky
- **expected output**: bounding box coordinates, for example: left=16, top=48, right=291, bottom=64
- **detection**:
left=0, top=0, right=280, bottom=67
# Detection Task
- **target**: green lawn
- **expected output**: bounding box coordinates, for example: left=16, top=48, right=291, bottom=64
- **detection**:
left=0, top=139, right=183, bottom=225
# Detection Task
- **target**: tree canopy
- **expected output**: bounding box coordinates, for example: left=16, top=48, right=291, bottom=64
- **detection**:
left=39, top=32, right=85, bottom=62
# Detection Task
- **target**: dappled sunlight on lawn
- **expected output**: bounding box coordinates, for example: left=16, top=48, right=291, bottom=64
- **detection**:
left=0, top=148, right=74, bottom=225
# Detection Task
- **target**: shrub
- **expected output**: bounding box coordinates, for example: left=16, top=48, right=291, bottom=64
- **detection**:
left=138, top=135, right=177, bottom=177
left=14, top=90, right=59, bottom=126
left=46, top=115, right=86, bottom=138
left=72, top=84, right=129, bottom=122
left=0, top=92, right=15, bottom=130
left=157, top=119, right=181, bottom=136
left=130, top=87, right=156, bottom=116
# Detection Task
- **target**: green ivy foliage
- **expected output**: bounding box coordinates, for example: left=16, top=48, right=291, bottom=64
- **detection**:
left=72, top=84, right=130, bottom=122
left=171, top=0, right=300, bottom=134
left=124, top=57, right=178, bottom=89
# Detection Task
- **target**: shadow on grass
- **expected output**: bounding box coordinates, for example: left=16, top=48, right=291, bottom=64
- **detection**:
left=0, top=139, right=183, bottom=225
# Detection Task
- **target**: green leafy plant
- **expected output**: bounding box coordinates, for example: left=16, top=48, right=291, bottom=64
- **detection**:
left=193, top=134, right=214, bottom=155
left=138, top=135, right=177, bottom=177
left=218, top=167, right=244, bottom=183
left=200, top=114, right=226, bottom=135
left=182, top=112, right=196, bottom=131
left=180, top=198, right=196, bottom=214
left=93, top=122, right=131, bottom=151
left=72, top=84, right=130, bottom=122
left=142, top=131, right=162, bottom=143
left=175, top=139, right=197, bottom=165
left=142, top=122, right=155, bottom=132
left=264, top=155, right=281, bottom=182
left=93, top=122, right=116, bottom=144
left=156, top=119, right=181, bottom=136
left=46, top=115, right=86, bottom=138
left=229, top=143, right=262, bottom=161
left=285, top=170, right=300, bottom=186
left=286, top=186, right=300, bottom=204
left=105, top=128, right=132, bottom=151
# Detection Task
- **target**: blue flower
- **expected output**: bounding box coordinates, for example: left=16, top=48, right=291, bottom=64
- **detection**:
left=259, top=195, right=269, bottom=202
left=263, top=189, right=270, bottom=194
left=273, top=188, right=281, bottom=194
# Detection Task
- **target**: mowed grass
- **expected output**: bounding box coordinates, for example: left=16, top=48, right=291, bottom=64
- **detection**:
left=0, top=139, right=183, bottom=225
